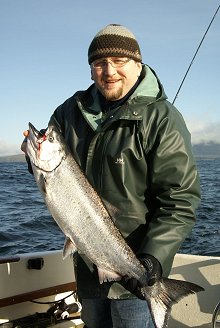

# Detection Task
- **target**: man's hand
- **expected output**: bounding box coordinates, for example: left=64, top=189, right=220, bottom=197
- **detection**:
left=139, top=254, right=162, bottom=286
left=119, top=254, right=162, bottom=298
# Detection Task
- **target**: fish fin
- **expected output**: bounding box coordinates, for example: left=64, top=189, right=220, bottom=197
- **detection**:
left=97, top=267, right=122, bottom=284
left=141, top=278, right=204, bottom=328
left=63, top=237, right=77, bottom=259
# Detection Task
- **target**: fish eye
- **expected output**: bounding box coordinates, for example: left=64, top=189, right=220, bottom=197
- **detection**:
left=48, top=136, right=54, bottom=142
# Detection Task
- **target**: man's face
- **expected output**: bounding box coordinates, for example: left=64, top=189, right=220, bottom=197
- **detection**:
left=91, top=57, right=142, bottom=101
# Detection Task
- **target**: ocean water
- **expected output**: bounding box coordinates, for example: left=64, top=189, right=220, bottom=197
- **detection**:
left=0, top=160, right=219, bottom=257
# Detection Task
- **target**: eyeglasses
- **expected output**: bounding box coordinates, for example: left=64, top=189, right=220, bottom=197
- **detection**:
left=91, top=58, right=131, bottom=70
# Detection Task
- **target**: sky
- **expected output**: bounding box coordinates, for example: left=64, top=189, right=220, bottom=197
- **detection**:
left=0, top=0, right=220, bottom=156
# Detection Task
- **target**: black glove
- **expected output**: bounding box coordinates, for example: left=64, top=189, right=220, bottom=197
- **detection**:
left=120, top=254, right=162, bottom=299
left=139, top=254, right=162, bottom=286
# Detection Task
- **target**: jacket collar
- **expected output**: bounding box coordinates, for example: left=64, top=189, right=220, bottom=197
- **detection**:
left=89, top=64, right=166, bottom=110
left=76, top=65, right=167, bottom=131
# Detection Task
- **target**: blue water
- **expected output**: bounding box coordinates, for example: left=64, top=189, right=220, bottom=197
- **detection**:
left=0, top=160, right=219, bottom=257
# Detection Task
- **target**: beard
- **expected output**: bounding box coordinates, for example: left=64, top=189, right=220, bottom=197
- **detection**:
left=99, top=86, right=124, bottom=101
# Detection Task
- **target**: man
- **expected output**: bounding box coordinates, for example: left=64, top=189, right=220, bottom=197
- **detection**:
left=22, top=24, right=200, bottom=328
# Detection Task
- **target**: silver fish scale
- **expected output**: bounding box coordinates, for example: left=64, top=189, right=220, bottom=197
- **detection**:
left=37, top=154, right=146, bottom=281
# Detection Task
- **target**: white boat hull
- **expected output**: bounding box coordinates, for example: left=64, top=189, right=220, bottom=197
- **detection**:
left=0, top=251, right=219, bottom=327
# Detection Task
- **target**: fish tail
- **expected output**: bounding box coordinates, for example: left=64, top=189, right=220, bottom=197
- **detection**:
left=141, top=278, right=204, bottom=328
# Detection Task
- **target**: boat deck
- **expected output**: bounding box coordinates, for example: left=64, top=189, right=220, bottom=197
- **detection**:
left=0, top=251, right=219, bottom=327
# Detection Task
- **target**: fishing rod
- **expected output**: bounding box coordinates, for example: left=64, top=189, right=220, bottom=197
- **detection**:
left=172, top=3, right=220, bottom=105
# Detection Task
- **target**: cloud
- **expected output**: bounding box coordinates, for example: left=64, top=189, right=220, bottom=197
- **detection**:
left=0, top=140, right=21, bottom=156
left=187, top=120, right=220, bottom=144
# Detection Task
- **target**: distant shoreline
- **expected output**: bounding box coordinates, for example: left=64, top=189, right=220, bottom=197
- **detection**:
left=0, top=154, right=26, bottom=163
left=0, top=152, right=220, bottom=163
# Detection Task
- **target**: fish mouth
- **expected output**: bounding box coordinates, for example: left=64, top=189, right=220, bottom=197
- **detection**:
left=27, top=122, right=64, bottom=173
left=27, top=122, right=39, bottom=153
left=28, top=122, right=44, bottom=139
left=28, top=122, right=47, bottom=154
left=27, top=122, right=43, bottom=155
left=28, top=122, right=38, bottom=136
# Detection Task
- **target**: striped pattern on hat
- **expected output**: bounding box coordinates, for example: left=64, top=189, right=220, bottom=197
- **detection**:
left=88, top=24, right=142, bottom=64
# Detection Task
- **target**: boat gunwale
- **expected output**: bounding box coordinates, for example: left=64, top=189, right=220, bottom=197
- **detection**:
left=0, top=281, right=76, bottom=308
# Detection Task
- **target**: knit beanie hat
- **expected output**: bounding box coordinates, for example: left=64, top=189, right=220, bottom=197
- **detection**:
left=88, top=24, right=142, bottom=64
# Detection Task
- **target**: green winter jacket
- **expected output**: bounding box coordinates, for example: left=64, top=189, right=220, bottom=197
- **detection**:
left=50, top=65, right=200, bottom=299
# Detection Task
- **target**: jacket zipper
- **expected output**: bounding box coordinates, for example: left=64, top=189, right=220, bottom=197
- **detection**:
left=97, top=130, right=113, bottom=194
